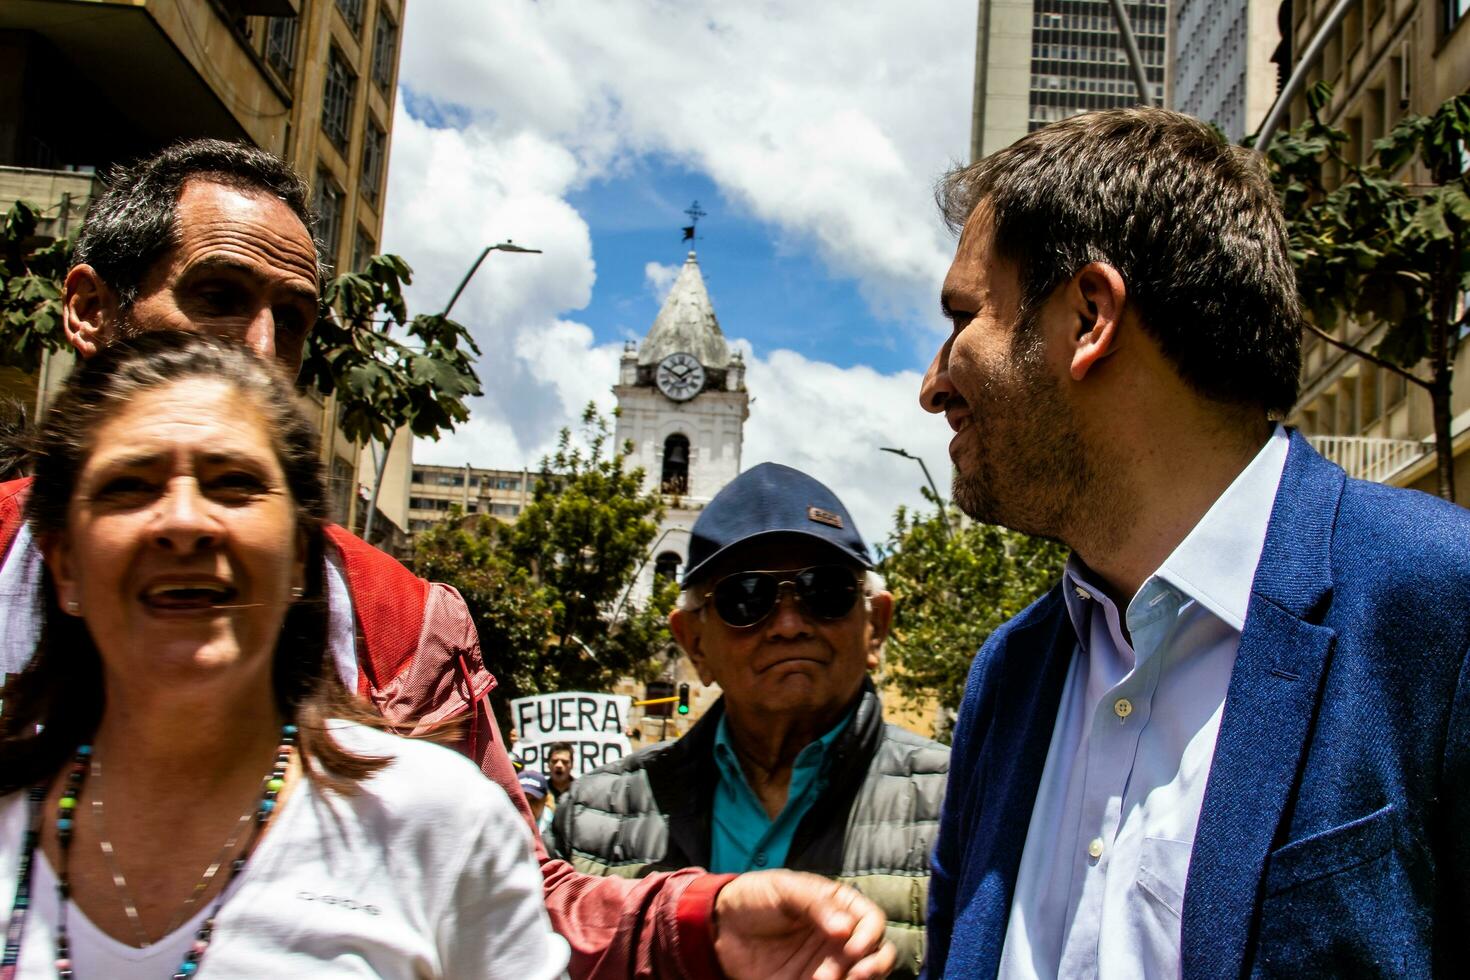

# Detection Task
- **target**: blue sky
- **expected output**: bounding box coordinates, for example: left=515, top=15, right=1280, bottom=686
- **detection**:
left=568, top=155, right=912, bottom=372
left=382, top=0, right=973, bottom=540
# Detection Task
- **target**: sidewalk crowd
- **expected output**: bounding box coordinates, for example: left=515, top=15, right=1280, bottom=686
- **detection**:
left=0, top=106, right=1466, bottom=979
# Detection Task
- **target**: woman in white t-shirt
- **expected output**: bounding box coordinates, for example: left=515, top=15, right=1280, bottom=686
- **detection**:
left=0, top=333, right=569, bottom=979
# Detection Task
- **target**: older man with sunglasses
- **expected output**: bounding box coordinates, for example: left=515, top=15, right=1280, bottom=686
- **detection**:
left=550, top=463, right=950, bottom=978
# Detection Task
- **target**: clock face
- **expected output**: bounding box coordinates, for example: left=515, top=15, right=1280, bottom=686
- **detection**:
left=656, top=352, right=705, bottom=401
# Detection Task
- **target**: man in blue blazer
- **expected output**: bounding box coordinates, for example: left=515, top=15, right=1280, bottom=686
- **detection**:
left=917, top=107, right=1469, bottom=978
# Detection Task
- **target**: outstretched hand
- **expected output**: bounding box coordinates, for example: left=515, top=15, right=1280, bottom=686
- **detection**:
left=712, top=870, right=896, bottom=980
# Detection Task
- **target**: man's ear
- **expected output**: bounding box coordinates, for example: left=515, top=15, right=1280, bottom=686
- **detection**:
left=669, top=607, right=715, bottom=685
left=37, top=532, right=81, bottom=617
left=63, top=265, right=121, bottom=359
left=1067, top=262, right=1128, bottom=383
left=864, top=590, right=894, bottom=670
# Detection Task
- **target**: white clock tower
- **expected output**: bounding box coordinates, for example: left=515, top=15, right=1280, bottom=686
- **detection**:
left=614, top=249, right=749, bottom=600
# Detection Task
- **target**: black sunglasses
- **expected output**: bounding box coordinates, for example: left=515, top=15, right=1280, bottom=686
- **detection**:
left=702, top=565, right=862, bottom=629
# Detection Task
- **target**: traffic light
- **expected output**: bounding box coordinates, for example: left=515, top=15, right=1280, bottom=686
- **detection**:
left=677, top=683, right=691, bottom=715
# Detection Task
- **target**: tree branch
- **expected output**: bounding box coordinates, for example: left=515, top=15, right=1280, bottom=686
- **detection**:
left=1303, top=320, right=1433, bottom=390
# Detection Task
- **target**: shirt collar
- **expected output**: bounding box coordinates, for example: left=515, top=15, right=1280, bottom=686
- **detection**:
left=714, top=701, right=856, bottom=783
left=1063, top=424, right=1290, bottom=635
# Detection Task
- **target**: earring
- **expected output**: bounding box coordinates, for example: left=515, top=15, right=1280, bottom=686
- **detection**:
left=64, top=598, right=80, bottom=616
left=290, top=586, right=305, bottom=599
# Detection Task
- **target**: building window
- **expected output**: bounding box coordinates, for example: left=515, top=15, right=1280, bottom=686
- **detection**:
left=660, top=434, right=689, bottom=495
left=653, top=552, right=682, bottom=583
left=335, top=0, right=365, bottom=35
left=372, top=13, right=399, bottom=93
left=322, top=47, right=357, bottom=154
left=353, top=226, right=375, bottom=272
left=330, top=456, right=356, bottom=525
left=265, top=16, right=299, bottom=83
left=1447, top=0, right=1470, bottom=33
left=494, top=476, right=521, bottom=491
left=360, top=119, right=386, bottom=205
left=314, top=171, right=345, bottom=269
left=491, top=503, right=521, bottom=518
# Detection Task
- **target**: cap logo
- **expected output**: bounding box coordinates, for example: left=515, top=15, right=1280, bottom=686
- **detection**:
left=808, top=506, right=843, bottom=529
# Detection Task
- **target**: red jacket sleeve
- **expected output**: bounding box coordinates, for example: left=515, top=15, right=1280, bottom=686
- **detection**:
left=327, top=524, right=731, bottom=979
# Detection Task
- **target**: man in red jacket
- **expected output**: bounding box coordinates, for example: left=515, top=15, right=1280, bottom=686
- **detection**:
left=0, top=139, right=894, bottom=980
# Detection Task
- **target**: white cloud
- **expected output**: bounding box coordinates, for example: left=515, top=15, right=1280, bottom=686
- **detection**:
left=397, top=0, right=972, bottom=320
left=384, top=0, right=972, bottom=526
left=644, top=261, right=679, bottom=302
left=739, top=347, right=953, bottom=551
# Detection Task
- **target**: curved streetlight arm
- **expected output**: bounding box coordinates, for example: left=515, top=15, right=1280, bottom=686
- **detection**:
left=442, top=241, right=543, bottom=319
left=365, top=240, right=541, bottom=543
left=611, top=526, right=681, bottom=624
left=1253, top=0, right=1356, bottom=152
left=880, top=447, right=951, bottom=540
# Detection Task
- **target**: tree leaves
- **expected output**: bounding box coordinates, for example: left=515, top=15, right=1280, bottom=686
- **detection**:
left=413, top=406, right=675, bottom=705
left=1266, top=88, right=1468, bottom=499
left=302, top=253, right=483, bottom=446
left=0, top=201, right=70, bottom=375
left=875, top=496, right=1066, bottom=729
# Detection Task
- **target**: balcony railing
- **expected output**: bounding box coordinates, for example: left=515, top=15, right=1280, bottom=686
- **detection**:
left=1306, top=435, right=1427, bottom=484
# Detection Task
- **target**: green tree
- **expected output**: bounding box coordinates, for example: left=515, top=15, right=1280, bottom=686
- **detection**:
left=299, top=254, right=482, bottom=447
left=877, top=496, right=1066, bottom=729
left=1265, top=86, right=1470, bottom=500
left=0, top=207, right=480, bottom=451
left=0, top=201, right=69, bottom=374
left=414, top=405, right=678, bottom=703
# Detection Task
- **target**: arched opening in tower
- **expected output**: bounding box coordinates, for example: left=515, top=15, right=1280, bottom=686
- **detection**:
left=653, top=551, right=682, bottom=584
left=661, top=434, right=690, bottom=495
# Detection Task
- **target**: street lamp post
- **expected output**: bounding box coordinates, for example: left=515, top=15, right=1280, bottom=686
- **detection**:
left=880, top=446, right=951, bottom=540
left=363, top=241, right=542, bottom=543
left=611, top=526, right=681, bottom=625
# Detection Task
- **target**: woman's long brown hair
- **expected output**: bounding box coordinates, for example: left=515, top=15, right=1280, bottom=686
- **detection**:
left=0, top=332, right=388, bottom=796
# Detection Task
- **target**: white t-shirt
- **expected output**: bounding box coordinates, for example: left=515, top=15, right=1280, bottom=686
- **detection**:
left=0, top=723, right=570, bottom=979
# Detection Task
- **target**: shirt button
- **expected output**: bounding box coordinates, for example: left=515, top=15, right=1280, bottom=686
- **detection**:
left=753, top=851, right=767, bottom=867
left=1114, top=698, right=1133, bottom=719
left=1087, top=838, right=1105, bottom=860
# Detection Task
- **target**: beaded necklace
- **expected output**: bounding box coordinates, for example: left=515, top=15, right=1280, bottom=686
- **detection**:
left=2, top=724, right=296, bottom=980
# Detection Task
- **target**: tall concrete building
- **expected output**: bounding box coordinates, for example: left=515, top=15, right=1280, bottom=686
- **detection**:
left=971, top=0, right=1169, bottom=159
left=0, top=0, right=409, bottom=533
left=1284, top=0, right=1470, bottom=504
left=1170, top=0, right=1286, bottom=141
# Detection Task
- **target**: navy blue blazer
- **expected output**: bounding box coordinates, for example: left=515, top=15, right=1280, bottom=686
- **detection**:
left=926, top=432, right=1470, bottom=978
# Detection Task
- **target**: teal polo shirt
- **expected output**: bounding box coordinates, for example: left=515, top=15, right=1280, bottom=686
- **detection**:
left=708, top=707, right=855, bottom=874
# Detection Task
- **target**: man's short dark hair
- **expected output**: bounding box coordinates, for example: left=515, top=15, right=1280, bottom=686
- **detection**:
left=937, top=108, right=1301, bottom=416
left=71, top=138, right=322, bottom=308
left=548, top=741, right=574, bottom=760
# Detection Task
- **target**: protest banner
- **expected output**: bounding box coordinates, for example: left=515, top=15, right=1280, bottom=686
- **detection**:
left=510, top=692, right=632, bottom=775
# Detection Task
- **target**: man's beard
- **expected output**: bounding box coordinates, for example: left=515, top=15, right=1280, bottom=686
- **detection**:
left=950, top=337, right=1092, bottom=541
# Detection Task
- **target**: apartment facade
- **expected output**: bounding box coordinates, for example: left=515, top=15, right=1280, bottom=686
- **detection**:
left=405, top=463, right=538, bottom=535
left=971, top=0, right=1170, bottom=159
left=1284, top=0, right=1470, bottom=504
left=1171, top=0, right=1286, bottom=141
left=0, top=0, right=409, bottom=531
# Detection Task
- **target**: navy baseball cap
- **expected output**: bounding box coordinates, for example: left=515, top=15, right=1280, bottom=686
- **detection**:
left=683, top=462, right=871, bottom=584
left=518, top=770, right=550, bottom=800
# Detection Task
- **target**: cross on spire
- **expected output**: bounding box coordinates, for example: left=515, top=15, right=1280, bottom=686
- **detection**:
left=681, top=201, right=707, bottom=243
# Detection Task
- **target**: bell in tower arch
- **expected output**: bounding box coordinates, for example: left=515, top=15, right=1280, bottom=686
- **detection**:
left=661, top=434, right=690, bottom=495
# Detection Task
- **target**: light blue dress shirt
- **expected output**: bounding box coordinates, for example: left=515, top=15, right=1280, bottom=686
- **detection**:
left=997, top=426, right=1291, bottom=980
left=708, top=708, right=853, bottom=873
